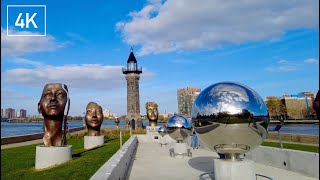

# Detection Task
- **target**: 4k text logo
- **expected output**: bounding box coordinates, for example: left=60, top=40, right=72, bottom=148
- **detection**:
left=7, top=5, right=46, bottom=36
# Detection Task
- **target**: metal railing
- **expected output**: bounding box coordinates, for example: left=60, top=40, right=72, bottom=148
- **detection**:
left=122, top=66, right=142, bottom=74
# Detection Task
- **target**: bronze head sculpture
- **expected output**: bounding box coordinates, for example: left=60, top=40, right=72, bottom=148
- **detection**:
left=145, top=102, right=158, bottom=126
left=38, top=83, right=70, bottom=146
left=85, top=102, right=104, bottom=136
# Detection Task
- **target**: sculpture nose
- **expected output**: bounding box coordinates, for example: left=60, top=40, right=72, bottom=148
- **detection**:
left=50, top=93, right=57, bottom=101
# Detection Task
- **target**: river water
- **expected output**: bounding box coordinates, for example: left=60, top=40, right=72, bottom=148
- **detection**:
left=1, top=121, right=319, bottom=137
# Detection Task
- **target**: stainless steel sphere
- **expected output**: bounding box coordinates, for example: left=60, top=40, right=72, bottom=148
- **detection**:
left=158, top=126, right=167, bottom=137
left=192, top=82, right=269, bottom=159
left=166, top=115, right=192, bottom=142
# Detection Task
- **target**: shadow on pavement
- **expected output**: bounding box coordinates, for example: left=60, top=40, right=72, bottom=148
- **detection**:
left=188, top=156, right=217, bottom=180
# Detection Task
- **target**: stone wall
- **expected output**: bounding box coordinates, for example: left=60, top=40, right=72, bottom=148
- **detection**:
left=90, top=135, right=138, bottom=180
left=245, top=146, right=319, bottom=178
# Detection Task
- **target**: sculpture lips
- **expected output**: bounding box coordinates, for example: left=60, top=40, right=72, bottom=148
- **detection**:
left=91, top=119, right=99, bottom=123
left=48, top=104, right=58, bottom=109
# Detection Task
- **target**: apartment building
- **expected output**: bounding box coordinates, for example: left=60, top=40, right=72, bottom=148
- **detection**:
left=177, top=87, right=201, bottom=116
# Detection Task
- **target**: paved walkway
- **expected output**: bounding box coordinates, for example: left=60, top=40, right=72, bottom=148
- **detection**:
left=126, top=143, right=317, bottom=180
left=1, top=139, right=43, bottom=149
left=1, top=126, right=125, bottom=149
left=1, top=129, right=87, bottom=149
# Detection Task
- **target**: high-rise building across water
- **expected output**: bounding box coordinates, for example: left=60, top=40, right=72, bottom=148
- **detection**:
left=177, top=87, right=201, bottom=116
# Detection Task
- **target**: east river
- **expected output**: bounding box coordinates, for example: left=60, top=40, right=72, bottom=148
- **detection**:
left=1, top=121, right=319, bottom=137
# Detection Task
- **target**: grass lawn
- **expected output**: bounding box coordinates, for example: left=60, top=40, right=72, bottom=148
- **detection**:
left=1, top=135, right=130, bottom=180
left=262, top=141, right=319, bottom=153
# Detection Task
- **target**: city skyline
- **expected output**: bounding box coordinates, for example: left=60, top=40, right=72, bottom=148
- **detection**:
left=2, top=108, right=27, bottom=118
left=1, top=0, right=319, bottom=116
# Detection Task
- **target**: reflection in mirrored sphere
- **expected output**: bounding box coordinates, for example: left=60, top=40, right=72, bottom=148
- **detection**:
left=192, top=82, right=269, bottom=160
left=158, top=126, right=166, bottom=137
left=166, top=115, right=192, bottom=142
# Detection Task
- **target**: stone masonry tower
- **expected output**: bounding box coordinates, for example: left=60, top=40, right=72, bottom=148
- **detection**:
left=122, top=48, right=143, bottom=129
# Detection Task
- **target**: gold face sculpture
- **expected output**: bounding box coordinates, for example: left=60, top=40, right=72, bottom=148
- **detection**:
left=38, top=83, right=68, bottom=146
left=85, top=102, right=104, bottom=136
left=145, top=102, right=158, bottom=126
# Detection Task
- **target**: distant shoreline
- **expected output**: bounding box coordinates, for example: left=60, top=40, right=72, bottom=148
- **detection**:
left=270, top=120, right=319, bottom=124
left=2, top=120, right=318, bottom=124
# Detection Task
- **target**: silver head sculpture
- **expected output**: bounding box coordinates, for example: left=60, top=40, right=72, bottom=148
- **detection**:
left=191, top=82, right=269, bottom=160
left=166, top=115, right=192, bottom=143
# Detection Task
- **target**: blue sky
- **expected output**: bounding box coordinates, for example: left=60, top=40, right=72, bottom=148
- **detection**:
left=1, top=0, right=319, bottom=117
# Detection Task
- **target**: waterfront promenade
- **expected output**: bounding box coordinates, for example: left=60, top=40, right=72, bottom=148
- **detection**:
left=2, top=129, right=318, bottom=149
left=125, top=141, right=317, bottom=180
left=1, top=130, right=319, bottom=179
left=1, top=127, right=85, bottom=149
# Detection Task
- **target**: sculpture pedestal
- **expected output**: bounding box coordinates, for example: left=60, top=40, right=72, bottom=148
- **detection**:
left=170, top=142, right=192, bottom=157
left=146, top=126, right=160, bottom=142
left=84, top=136, right=104, bottom=149
left=174, top=142, right=188, bottom=154
left=214, top=158, right=255, bottom=180
left=146, top=126, right=160, bottom=135
left=35, top=145, right=72, bottom=169
left=160, top=136, right=167, bottom=147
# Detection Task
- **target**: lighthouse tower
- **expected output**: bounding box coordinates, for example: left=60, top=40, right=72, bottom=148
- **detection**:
left=122, top=48, right=143, bottom=129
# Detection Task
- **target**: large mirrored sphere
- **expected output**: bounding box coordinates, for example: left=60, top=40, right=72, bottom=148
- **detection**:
left=158, top=126, right=167, bottom=137
left=192, top=82, right=269, bottom=157
left=166, top=115, right=192, bottom=142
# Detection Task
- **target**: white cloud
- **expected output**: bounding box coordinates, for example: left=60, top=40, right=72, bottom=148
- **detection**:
left=66, top=32, right=89, bottom=44
left=1, top=89, right=32, bottom=101
left=304, top=58, right=319, bottom=64
left=116, top=0, right=319, bottom=56
left=265, top=65, right=297, bottom=72
left=1, top=27, right=68, bottom=56
left=11, top=57, right=44, bottom=67
left=2, top=64, right=154, bottom=90
left=266, top=58, right=319, bottom=72
left=265, top=59, right=298, bottom=72
left=277, top=59, right=289, bottom=64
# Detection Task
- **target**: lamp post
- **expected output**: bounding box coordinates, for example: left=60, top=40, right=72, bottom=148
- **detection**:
left=114, top=118, right=120, bottom=129
left=82, top=112, right=85, bottom=126
left=114, top=118, right=122, bottom=149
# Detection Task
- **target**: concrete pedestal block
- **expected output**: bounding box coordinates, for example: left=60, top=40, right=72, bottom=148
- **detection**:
left=35, top=145, right=72, bottom=169
left=146, top=126, right=160, bottom=135
left=214, top=158, right=255, bottom=180
left=174, top=142, right=188, bottom=154
left=84, top=136, right=104, bottom=149
left=160, top=136, right=167, bottom=147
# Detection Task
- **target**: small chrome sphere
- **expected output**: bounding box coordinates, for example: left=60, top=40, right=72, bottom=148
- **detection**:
left=166, top=115, right=192, bottom=142
left=192, top=82, right=269, bottom=159
left=158, top=126, right=167, bottom=137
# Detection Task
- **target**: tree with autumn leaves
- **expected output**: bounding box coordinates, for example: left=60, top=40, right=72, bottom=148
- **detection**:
left=265, top=96, right=287, bottom=120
